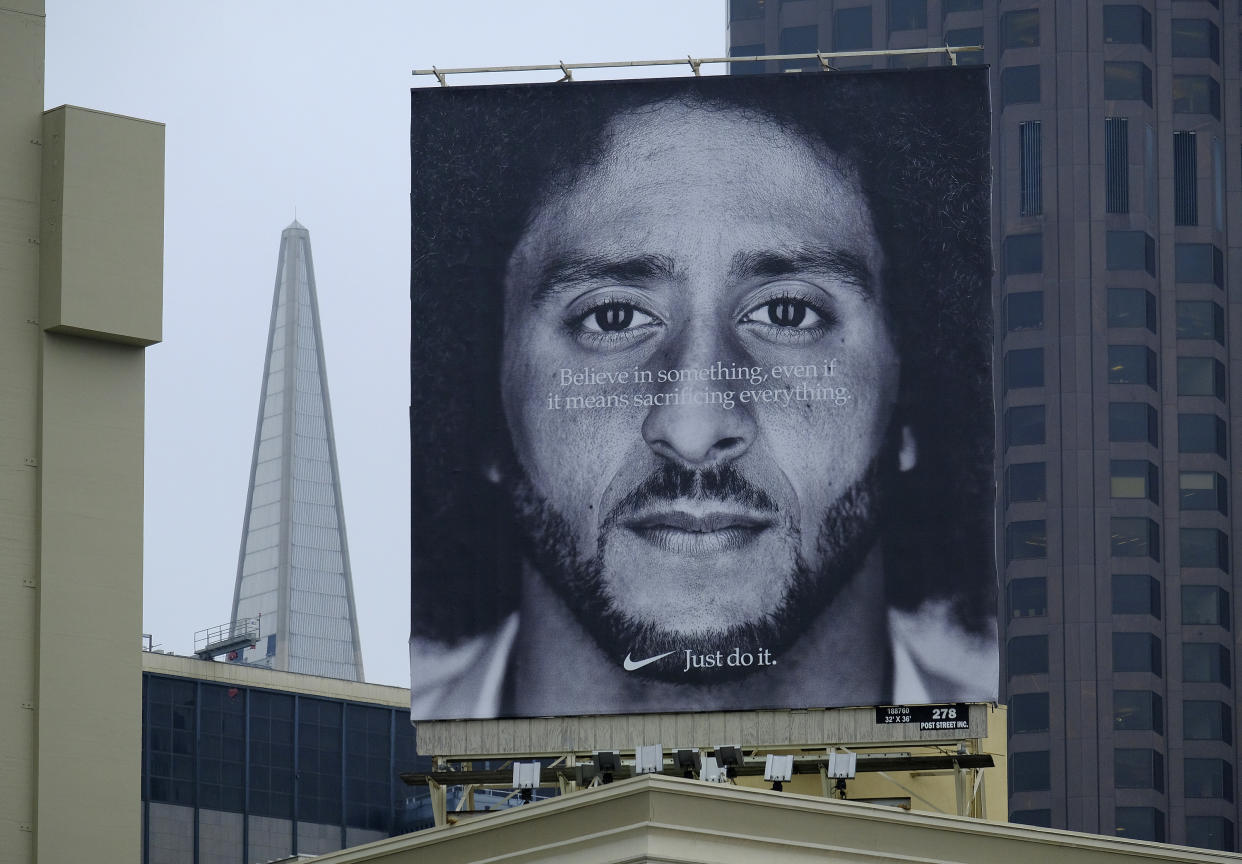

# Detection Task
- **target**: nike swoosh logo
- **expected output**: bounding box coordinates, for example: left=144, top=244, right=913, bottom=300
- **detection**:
left=623, top=650, right=676, bottom=671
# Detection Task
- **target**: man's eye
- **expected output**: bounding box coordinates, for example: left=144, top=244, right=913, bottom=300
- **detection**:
left=581, top=302, right=655, bottom=332
left=743, top=298, right=824, bottom=329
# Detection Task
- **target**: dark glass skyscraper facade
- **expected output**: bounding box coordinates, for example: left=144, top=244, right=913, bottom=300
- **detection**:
left=729, top=0, right=1239, bottom=851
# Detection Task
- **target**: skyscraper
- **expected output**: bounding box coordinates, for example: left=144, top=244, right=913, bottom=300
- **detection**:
left=729, top=0, right=1238, bottom=851
left=229, top=221, right=365, bottom=682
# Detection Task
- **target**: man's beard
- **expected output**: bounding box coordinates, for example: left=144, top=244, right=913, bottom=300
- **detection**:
left=508, top=459, right=887, bottom=684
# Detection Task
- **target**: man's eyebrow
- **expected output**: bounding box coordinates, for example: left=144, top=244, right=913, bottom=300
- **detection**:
left=529, top=252, right=677, bottom=306
left=728, top=246, right=876, bottom=299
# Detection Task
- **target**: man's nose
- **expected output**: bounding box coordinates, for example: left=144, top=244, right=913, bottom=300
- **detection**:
left=640, top=340, right=757, bottom=469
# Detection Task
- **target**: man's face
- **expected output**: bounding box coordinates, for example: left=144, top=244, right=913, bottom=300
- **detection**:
left=500, top=99, right=905, bottom=675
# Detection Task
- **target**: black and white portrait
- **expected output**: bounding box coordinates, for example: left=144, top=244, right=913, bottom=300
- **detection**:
left=409, top=69, right=997, bottom=720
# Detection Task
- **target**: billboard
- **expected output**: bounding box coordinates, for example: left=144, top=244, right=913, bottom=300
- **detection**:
left=410, top=68, right=996, bottom=721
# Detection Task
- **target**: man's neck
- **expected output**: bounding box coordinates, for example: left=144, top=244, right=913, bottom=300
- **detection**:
left=509, top=550, right=891, bottom=716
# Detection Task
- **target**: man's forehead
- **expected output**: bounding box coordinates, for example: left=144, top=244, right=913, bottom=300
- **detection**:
left=505, top=98, right=874, bottom=287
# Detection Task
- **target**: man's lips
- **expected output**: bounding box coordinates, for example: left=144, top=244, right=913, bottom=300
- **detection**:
left=622, top=505, right=774, bottom=554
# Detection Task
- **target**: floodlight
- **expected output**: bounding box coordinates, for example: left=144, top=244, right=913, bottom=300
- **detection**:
left=714, top=745, right=744, bottom=779
left=593, top=750, right=621, bottom=784
left=512, top=761, right=541, bottom=790
left=764, top=754, right=794, bottom=791
left=634, top=744, right=663, bottom=775
left=700, top=755, right=726, bottom=783
left=673, top=748, right=701, bottom=778
left=826, top=752, right=857, bottom=779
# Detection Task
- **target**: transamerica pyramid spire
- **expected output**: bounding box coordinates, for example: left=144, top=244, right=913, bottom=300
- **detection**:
left=229, top=221, right=365, bottom=681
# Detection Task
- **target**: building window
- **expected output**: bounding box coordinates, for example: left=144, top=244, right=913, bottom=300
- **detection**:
left=197, top=683, right=245, bottom=813
left=1011, top=750, right=1051, bottom=792
left=1185, top=817, right=1235, bottom=853
left=1010, top=692, right=1050, bottom=733
left=943, top=0, right=982, bottom=11
left=1176, top=301, right=1225, bottom=343
left=1115, top=748, right=1164, bottom=791
left=1011, top=810, right=1052, bottom=827
left=1006, top=405, right=1045, bottom=447
left=1184, top=700, right=1232, bottom=743
left=1108, top=345, right=1156, bottom=389
left=1177, top=357, right=1226, bottom=399
left=1178, top=414, right=1227, bottom=457
left=1175, top=243, right=1223, bottom=287
left=1004, top=233, right=1042, bottom=274
left=1019, top=121, right=1042, bottom=215
left=1009, top=577, right=1047, bottom=618
left=888, top=0, right=927, bottom=32
left=1006, top=291, right=1043, bottom=330
left=1106, top=230, right=1154, bottom=274
left=1110, top=460, right=1158, bottom=502
left=1114, top=690, right=1163, bottom=733
left=1105, top=117, right=1129, bottom=213
left=1185, top=759, right=1233, bottom=801
left=1183, top=642, right=1230, bottom=684
left=345, top=704, right=396, bottom=833
left=1002, top=65, right=1040, bottom=105
left=1115, top=807, right=1165, bottom=843
left=1113, top=574, right=1160, bottom=618
left=1173, top=75, right=1221, bottom=119
left=1007, top=462, right=1046, bottom=504
left=1007, top=520, right=1047, bottom=560
left=1103, top=6, right=1152, bottom=48
left=729, top=43, right=766, bottom=76
left=249, top=690, right=295, bottom=819
left=1180, top=471, right=1227, bottom=514
left=1112, top=518, right=1159, bottom=560
left=833, top=9, right=870, bottom=52
left=730, top=0, right=766, bottom=22
left=1174, top=131, right=1198, bottom=226
left=1104, top=62, right=1153, bottom=105
left=297, top=697, right=343, bottom=825
left=144, top=676, right=196, bottom=807
left=1180, top=528, right=1228, bottom=571
left=1107, top=288, right=1155, bottom=331
left=1109, top=402, right=1157, bottom=445
left=1212, top=135, right=1224, bottom=230
left=1172, top=19, right=1220, bottom=63
left=1003, top=9, right=1039, bottom=50
left=1183, top=586, right=1229, bottom=628
left=945, top=27, right=983, bottom=65
left=1008, top=635, right=1048, bottom=676
left=1113, top=632, right=1161, bottom=675
left=780, top=25, right=819, bottom=71
left=1006, top=348, right=1044, bottom=390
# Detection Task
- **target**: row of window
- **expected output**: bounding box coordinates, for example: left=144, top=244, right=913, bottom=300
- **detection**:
left=1004, top=63, right=1221, bottom=118
left=1008, top=633, right=1232, bottom=684
left=1009, top=576, right=1230, bottom=628
left=1006, top=403, right=1227, bottom=456
left=1007, top=518, right=1230, bottom=569
left=1013, top=749, right=1233, bottom=801
left=143, top=675, right=425, bottom=833
left=747, top=5, right=1225, bottom=59
left=1007, top=343, right=1228, bottom=399
left=1010, top=691, right=1231, bottom=741
left=1006, top=460, right=1228, bottom=514
left=1004, top=233, right=1221, bottom=284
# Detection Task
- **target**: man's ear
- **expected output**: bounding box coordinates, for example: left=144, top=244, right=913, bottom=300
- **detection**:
left=898, top=425, right=918, bottom=472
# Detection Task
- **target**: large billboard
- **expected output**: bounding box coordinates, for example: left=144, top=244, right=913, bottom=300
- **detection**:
left=410, top=68, right=996, bottom=721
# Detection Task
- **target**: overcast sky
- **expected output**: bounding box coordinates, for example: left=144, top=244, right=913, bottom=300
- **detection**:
left=43, top=0, right=724, bottom=686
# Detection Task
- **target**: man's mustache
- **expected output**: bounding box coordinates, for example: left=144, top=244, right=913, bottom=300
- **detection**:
left=605, top=464, right=778, bottom=520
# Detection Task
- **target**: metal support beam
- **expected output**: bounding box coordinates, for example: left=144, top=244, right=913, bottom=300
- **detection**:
left=412, top=47, right=982, bottom=84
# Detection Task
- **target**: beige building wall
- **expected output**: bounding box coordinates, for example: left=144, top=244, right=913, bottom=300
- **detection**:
left=0, top=3, right=163, bottom=862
